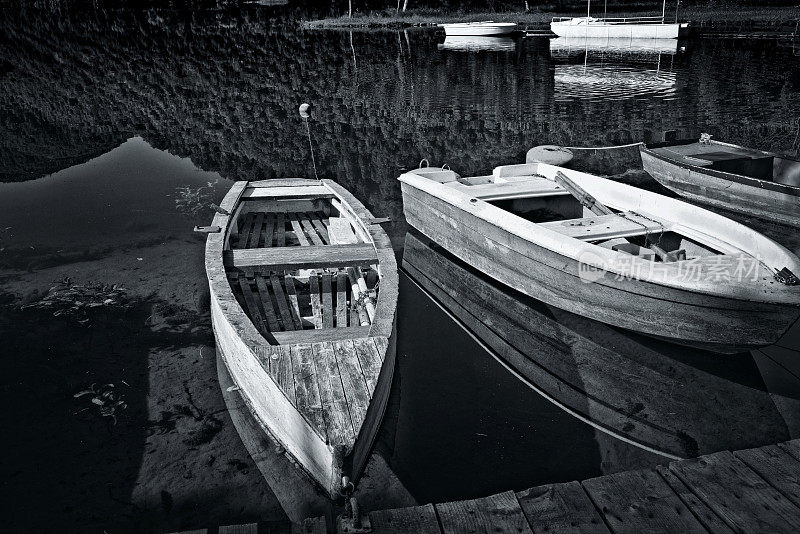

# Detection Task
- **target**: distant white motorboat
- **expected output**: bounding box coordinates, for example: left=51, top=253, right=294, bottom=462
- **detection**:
left=438, top=36, right=517, bottom=52
left=438, top=21, right=518, bottom=37
left=551, top=0, right=688, bottom=39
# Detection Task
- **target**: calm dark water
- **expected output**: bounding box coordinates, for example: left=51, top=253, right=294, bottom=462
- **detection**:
left=1, top=6, right=799, bottom=532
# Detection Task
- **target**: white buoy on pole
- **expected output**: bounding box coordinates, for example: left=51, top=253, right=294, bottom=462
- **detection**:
left=299, top=103, right=318, bottom=179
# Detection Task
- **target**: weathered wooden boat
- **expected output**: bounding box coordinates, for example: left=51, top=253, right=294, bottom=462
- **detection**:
left=398, top=161, right=800, bottom=353
left=640, top=137, right=800, bottom=228
left=204, top=178, right=398, bottom=520
left=438, top=21, right=518, bottom=37
left=402, top=231, right=797, bottom=460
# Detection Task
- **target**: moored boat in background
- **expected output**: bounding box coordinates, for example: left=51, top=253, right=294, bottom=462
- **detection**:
left=205, top=178, right=398, bottom=520
left=550, top=0, right=688, bottom=39
left=640, top=137, right=800, bottom=228
left=398, top=160, right=800, bottom=353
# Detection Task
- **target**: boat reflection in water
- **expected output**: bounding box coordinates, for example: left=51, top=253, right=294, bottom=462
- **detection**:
left=550, top=36, right=680, bottom=55
left=438, top=36, right=517, bottom=53
left=402, top=231, right=798, bottom=461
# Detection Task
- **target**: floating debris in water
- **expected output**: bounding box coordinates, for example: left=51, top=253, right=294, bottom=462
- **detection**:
left=174, top=180, right=219, bottom=216
left=73, top=383, right=128, bottom=425
left=20, top=277, right=129, bottom=326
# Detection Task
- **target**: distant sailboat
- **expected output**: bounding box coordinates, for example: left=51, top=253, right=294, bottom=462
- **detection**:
left=551, top=0, right=688, bottom=39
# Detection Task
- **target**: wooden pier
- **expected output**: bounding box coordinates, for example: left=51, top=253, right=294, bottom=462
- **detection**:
left=339, top=438, right=800, bottom=533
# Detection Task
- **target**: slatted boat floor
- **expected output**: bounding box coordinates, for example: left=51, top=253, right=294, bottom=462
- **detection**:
left=343, top=437, right=800, bottom=533
left=231, top=211, right=335, bottom=249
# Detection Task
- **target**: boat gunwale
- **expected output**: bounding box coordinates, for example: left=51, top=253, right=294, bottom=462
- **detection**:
left=641, top=140, right=800, bottom=197
left=398, top=167, right=800, bottom=305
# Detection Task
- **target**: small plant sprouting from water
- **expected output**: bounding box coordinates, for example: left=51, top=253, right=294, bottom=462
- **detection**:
left=21, top=277, right=129, bottom=326
left=174, top=180, right=219, bottom=216
left=73, top=383, right=128, bottom=425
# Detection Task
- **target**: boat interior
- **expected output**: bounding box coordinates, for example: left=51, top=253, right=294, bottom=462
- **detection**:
left=650, top=140, right=800, bottom=187
left=410, top=164, right=730, bottom=264
left=223, top=188, right=381, bottom=343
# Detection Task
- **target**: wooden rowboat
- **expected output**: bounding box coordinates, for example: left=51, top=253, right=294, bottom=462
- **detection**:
left=398, top=162, right=800, bottom=353
left=640, top=138, right=800, bottom=228
left=204, top=178, right=397, bottom=520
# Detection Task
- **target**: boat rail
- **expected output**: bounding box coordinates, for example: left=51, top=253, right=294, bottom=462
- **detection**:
left=552, top=16, right=670, bottom=25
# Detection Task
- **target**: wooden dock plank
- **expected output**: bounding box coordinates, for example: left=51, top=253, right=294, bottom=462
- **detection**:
left=436, top=490, right=533, bottom=534
left=219, top=523, right=258, bottom=533
left=224, top=244, right=378, bottom=270
left=290, top=343, right=326, bottom=439
left=262, top=212, right=276, bottom=248
left=312, top=341, right=356, bottom=447
left=276, top=212, right=286, bottom=247
left=237, top=212, right=255, bottom=248
left=254, top=274, right=281, bottom=332
left=655, top=465, right=734, bottom=534
left=308, top=273, right=323, bottom=329
left=369, top=504, right=441, bottom=534
left=336, top=271, right=348, bottom=327
left=284, top=275, right=304, bottom=330
left=247, top=212, right=265, bottom=248
left=581, top=468, right=707, bottom=533
left=669, top=450, right=800, bottom=532
left=290, top=214, right=311, bottom=246
left=352, top=338, right=382, bottom=395
left=516, top=481, right=610, bottom=534
left=237, top=277, right=269, bottom=334
left=321, top=273, right=335, bottom=329
left=331, top=340, right=371, bottom=432
left=734, top=444, right=800, bottom=509
left=270, top=274, right=296, bottom=331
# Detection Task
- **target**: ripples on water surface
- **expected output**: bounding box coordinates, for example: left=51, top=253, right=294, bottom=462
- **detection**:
left=0, top=7, right=799, bottom=532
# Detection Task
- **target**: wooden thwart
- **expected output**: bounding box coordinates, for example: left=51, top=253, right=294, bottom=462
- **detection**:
left=224, top=244, right=378, bottom=270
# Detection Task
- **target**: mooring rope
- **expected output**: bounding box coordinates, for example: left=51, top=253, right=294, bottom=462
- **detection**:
left=563, top=141, right=645, bottom=150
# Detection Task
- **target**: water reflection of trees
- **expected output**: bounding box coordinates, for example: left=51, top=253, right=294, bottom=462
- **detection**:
left=2, top=8, right=799, bottom=232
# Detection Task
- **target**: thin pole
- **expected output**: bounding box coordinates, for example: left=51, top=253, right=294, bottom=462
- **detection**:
left=661, top=0, right=666, bottom=23
left=303, top=117, right=318, bottom=180
left=603, top=0, right=607, bottom=20
left=587, top=0, right=591, bottom=20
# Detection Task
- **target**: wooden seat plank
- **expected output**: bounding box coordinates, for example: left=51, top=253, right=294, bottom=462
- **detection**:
left=283, top=275, right=304, bottom=330
left=321, top=273, right=335, bottom=329
left=254, top=275, right=281, bottom=332
left=516, top=481, right=610, bottom=534
left=237, top=277, right=269, bottom=334
left=241, top=185, right=334, bottom=199
left=301, top=215, right=326, bottom=246
left=268, top=345, right=295, bottom=404
left=262, top=212, right=276, bottom=248
left=669, top=450, right=800, bottom=533
left=449, top=178, right=569, bottom=201
left=655, top=465, right=734, bottom=534
left=223, top=244, right=379, bottom=270
left=336, top=271, right=348, bottom=327
left=352, top=338, right=382, bottom=395
left=237, top=212, right=255, bottom=248
left=290, top=214, right=311, bottom=246
left=436, top=490, right=533, bottom=534
left=247, top=212, right=265, bottom=248
left=290, top=343, right=327, bottom=439
left=581, top=468, right=707, bottom=533
left=308, top=272, right=323, bottom=329
left=312, top=341, right=356, bottom=447
left=368, top=504, right=442, bottom=534
left=331, top=340, right=371, bottom=432
left=540, top=212, right=669, bottom=241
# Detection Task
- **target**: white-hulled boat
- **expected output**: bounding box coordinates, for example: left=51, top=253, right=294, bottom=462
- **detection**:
left=551, top=0, right=687, bottom=39
left=205, top=178, right=398, bottom=520
left=398, top=161, right=800, bottom=353
left=640, top=137, right=800, bottom=228
left=438, top=21, right=518, bottom=36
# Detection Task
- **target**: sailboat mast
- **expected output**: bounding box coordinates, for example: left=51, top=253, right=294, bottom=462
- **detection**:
left=661, top=0, right=666, bottom=22
left=587, top=0, right=591, bottom=20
